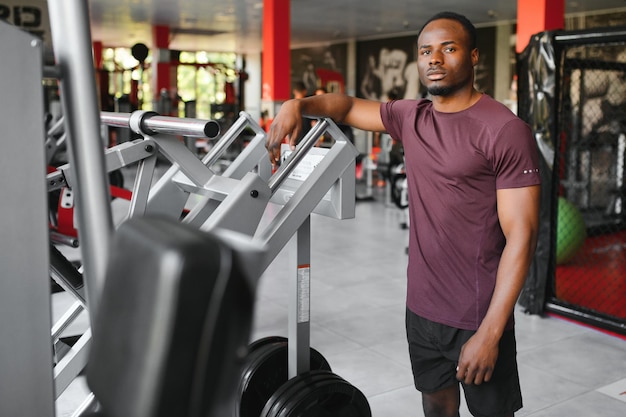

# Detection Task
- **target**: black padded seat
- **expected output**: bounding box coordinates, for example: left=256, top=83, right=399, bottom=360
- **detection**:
left=86, top=216, right=263, bottom=417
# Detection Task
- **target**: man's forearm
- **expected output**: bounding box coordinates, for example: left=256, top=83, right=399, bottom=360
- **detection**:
left=298, top=93, right=355, bottom=122
left=479, top=234, right=537, bottom=339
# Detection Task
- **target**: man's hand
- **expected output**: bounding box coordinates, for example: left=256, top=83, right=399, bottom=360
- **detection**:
left=266, top=99, right=303, bottom=166
left=455, top=331, right=499, bottom=385
left=265, top=94, right=385, bottom=166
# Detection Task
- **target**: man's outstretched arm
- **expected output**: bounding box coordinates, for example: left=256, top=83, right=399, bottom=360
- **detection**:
left=266, top=93, right=384, bottom=163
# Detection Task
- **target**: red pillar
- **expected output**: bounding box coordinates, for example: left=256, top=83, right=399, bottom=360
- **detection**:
left=92, top=41, right=103, bottom=69
left=152, top=24, right=173, bottom=113
left=262, top=0, right=291, bottom=117
left=516, top=0, right=565, bottom=53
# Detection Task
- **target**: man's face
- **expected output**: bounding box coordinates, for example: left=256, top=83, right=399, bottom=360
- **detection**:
left=416, top=19, right=478, bottom=97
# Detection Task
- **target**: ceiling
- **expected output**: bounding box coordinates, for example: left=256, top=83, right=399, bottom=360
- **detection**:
left=85, top=0, right=626, bottom=53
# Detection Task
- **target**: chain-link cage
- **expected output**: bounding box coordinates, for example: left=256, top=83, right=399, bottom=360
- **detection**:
left=556, top=41, right=626, bottom=322
left=518, top=28, right=626, bottom=334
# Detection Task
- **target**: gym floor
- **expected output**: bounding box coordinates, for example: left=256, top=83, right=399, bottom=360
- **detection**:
left=54, top=169, right=626, bottom=417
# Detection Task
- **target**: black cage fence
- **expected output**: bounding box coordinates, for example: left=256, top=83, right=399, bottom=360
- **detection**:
left=518, top=27, right=626, bottom=335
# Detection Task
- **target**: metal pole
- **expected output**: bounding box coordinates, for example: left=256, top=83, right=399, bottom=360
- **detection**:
left=268, top=118, right=329, bottom=193
left=48, top=0, right=113, bottom=324
left=201, top=112, right=251, bottom=167
left=101, top=111, right=221, bottom=138
left=288, top=217, right=311, bottom=379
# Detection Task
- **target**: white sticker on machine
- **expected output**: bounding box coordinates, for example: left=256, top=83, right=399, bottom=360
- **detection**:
left=297, top=264, right=311, bottom=323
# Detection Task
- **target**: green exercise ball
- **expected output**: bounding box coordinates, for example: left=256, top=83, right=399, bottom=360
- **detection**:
left=556, top=197, right=587, bottom=265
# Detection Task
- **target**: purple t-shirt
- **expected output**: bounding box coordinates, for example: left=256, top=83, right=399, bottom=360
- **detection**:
left=381, top=95, right=541, bottom=330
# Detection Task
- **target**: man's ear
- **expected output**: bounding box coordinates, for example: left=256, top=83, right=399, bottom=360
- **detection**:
left=471, top=48, right=479, bottom=67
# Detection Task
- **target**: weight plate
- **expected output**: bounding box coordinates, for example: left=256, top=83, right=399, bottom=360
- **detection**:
left=277, top=372, right=371, bottom=417
left=237, top=343, right=286, bottom=417
left=248, top=335, right=288, bottom=353
left=261, top=370, right=342, bottom=417
left=236, top=343, right=331, bottom=417
left=272, top=373, right=344, bottom=417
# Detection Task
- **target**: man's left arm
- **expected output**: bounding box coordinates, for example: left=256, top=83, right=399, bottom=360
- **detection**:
left=456, top=184, right=541, bottom=385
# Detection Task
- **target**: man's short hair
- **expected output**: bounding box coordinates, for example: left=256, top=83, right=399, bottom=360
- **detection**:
left=417, top=11, right=477, bottom=50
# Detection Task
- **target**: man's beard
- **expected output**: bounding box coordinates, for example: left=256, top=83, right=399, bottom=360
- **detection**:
left=426, top=75, right=472, bottom=97
left=427, top=85, right=454, bottom=96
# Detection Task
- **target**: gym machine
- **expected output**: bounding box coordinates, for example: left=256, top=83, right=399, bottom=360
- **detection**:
left=50, top=106, right=368, bottom=416
left=1, top=1, right=374, bottom=415
left=48, top=110, right=226, bottom=402
left=83, top=113, right=369, bottom=417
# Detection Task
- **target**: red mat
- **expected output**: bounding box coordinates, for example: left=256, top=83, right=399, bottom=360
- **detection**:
left=555, top=230, right=626, bottom=320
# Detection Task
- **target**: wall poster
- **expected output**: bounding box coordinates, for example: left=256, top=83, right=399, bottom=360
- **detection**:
left=291, top=43, right=348, bottom=96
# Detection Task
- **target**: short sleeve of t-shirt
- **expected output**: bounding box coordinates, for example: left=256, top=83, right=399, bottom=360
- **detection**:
left=491, top=118, right=541, bottom=190
left=381, top=99, right=417, bottom=144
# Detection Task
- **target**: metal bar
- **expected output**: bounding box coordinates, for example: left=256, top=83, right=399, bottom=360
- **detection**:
left=221, top=132, right=271, bottom=180
left=54, top=330, right=91, bottom=398
left=555, top=29, right=626, bottom=45
left=153, top=133, right=215, bottom=186
left=288, top=218, right=311, bottom=379
left=201, top=112, right=251, bottom=167
left=49, top=245, right=87, bottom=305
left=47, top=115, right=65, bottom=137
left=51, top=301, right=85, bottom=341
left=99, top=111, right=130, bottom=128
left=199, top=112, right=265, bottom=168
left=71, top=393, right=100, bottom=417
left=141, top=114, right=220, bottom=138
left=50, top=230, right=79, bottom=248
left=268, top=118, right=329, bottom=193
left=48, top=0, right=113, bottom=321
left=128, top=154, right=158, bottom=218
left=101, top=111, right=220, bottom=138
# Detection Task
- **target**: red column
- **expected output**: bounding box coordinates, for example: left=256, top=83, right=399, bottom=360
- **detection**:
left=152, top=24, right=172, bottom=113
left=92, top=41, right=103, bottom=69
left=516, top=0, right=565, bottom=53
left=262, top=0, right=291, bottom=117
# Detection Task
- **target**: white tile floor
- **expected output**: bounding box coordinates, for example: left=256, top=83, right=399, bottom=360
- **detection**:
left=54, top=180, right=626, bottom=417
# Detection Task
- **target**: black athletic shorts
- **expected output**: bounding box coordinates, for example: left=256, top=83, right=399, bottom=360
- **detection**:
left=405, top=308, right=522, bottom=417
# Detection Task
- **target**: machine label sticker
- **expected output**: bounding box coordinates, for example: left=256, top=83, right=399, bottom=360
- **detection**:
left=287, top=153, right=324, bottom=181
left=297, top=264, right=311, bottom=323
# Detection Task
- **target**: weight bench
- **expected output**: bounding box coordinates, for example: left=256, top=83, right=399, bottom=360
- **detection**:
left=84, top=216, right=265, bottom=417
